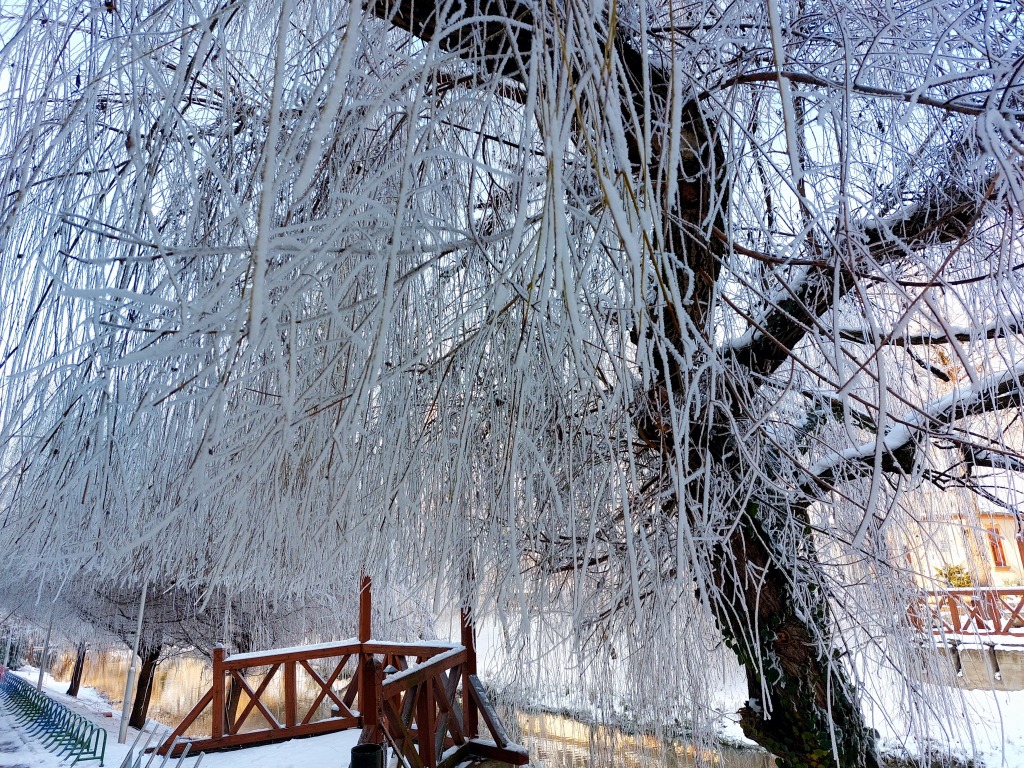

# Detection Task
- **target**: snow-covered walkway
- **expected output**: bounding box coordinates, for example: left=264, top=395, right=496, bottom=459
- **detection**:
left=0, top=668, right=362, bottom=768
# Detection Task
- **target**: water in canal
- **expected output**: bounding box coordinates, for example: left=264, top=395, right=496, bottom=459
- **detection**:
left=49, top=649, right=771, bottom=767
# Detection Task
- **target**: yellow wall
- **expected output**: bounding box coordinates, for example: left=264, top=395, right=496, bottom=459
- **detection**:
left=905, top=514, right=1024, bottom=588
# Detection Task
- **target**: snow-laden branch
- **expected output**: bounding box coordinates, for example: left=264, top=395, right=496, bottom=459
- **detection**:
left=707, top=71, right=1019, bottom=118
left=725, top=182, right=993, bottom=377
left=959, top=445, right=1024, bottom=474
left=805, top=360, right=1024, bottom=492
left=370, top=0, right=535, bottom=78
left=834, top=313, right=1024, bottom=346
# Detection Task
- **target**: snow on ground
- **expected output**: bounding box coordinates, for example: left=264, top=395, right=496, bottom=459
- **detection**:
left=866, top=686, right=1024, bottom=768
left=700, top=685, right=1024, bottom=766
left=1, top=667, right=362, bottom=768
left=5, top=662, right=1024, bottom=766
left=0, top=704, right=66, bottom=768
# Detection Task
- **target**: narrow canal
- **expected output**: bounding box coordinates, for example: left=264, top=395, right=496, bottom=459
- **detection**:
left=49, top=649, right=772, bottom=767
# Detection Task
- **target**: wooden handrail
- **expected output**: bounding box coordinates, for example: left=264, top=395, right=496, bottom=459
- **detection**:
left=222, top=640, right=360, bottom=668
left=381, top=648, right=467, bottom=699
left=156, top=578, right=526, bottom=766
left=912, top=587, right=1024, bottom=636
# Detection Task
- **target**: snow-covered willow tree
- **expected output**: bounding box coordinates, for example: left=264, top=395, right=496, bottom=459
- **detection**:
left=1, top=0, right=1022, bottom=765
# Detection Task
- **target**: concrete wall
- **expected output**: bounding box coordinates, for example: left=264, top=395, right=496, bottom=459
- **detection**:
left=938, top=645, right=1024, bottom=691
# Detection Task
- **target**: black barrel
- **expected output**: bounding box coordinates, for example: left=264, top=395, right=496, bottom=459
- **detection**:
left=350, top=743, right=385, bottom=768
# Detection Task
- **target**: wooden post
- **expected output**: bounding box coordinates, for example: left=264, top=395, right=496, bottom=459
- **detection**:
left=948, top=596, right=962, bottom=633
left=212, top=645, right=225, bottom=739
left=359, top=575, right=372, bottom=643
left=284, top=660, right=297, bottom=728
left=460, top=609, right=478, bottom=738
left=357, top=576, right=382, bottom=743
left=359, top=656, right=381, bottom=743
left=983, top=589, right=1002, bottom=629
left=418, top=679, right=437, bottom=768
left=358, top=576, right=371, bottom=716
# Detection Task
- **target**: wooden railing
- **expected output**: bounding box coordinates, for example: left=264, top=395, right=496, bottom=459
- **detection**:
left=156, top=579, right=527, bottom=766
left=911, top=587, right=1024, bottom=636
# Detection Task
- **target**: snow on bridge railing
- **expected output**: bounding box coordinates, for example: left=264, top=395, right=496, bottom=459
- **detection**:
left=155, top=577, right=527, bottom=768
left=911, top=587, right=1024, bottom=637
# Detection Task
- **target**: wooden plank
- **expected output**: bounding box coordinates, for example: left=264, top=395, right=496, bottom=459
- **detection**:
left=229, top=668, right=283, bottom=731
left=1001, top=596, right=1024, bottom=632
left=382, top=695, right=424, bottom=768
left=400, top=683, right=418, bottom=726
left=221, top=642, right=360, bottom=669
left=284, top=661, right=297, bottom=728
left=467, top=675, right=509, bottom=749
left=164, top=717, right=361, bottom=755
left=416, top=673, right=437, bottom=768
left=437, top=743, right=473, bottom=768
left=466, top=739, right=530, bottom=765
left=230, top=665, right=280, bottom=732
left=298, top=656, right=352, bottom=724
left=941, top=587, right=1024, bottom=597
left=431, top=676, right=453, bottom=758
left=434, top=671, right=465, bottom=745
left=211, top=647, right=225, bottom=740
left=362, top=642, right=457, bottom=657
left=381, top=648, right=466, bottom=698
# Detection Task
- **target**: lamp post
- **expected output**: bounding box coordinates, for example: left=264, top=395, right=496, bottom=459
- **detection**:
left=36, top=614, right=53, bottom=691
left=118, top=582, right=148, bottom=743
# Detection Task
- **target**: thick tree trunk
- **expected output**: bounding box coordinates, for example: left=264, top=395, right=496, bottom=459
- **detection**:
left=128, top=643, right=161, bottom=729
left=66, top=642, right=87, bottom=697
left=365, top=2, right=883, bottom=765
left=708, top=506, right=881, bottom=768
left=225, top=674, right=244, bottom=728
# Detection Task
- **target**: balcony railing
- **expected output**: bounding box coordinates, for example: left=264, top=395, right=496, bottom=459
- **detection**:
left=911, top=587, right=1024, bottom=636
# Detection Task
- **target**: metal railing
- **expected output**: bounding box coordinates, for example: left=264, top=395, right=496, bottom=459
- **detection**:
left=0, top=666, right=107, bottom=766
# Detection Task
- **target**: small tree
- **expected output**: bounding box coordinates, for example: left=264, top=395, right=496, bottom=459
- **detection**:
left=936, top=564, right=973, bottom=589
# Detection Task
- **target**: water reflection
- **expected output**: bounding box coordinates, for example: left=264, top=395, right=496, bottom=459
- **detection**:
left=51, top=651, right=770, bottom=767
left=515, top=713, right=772, bottom=768
left=52, top=650, right=347, bottom=736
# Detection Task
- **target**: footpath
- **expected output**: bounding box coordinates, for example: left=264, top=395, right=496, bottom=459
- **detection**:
left=0, top=668, right=362, bottom=768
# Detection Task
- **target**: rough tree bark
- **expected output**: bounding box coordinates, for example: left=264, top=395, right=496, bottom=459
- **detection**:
left=128, top=642, right=162, bottom=730
left=66, top=642, right=87, bottom=698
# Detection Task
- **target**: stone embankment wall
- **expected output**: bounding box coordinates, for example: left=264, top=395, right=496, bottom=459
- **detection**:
left=939, top=644, right=1024, bottom=690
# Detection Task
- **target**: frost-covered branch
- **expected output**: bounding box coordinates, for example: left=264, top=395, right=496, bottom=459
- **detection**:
left=806, top=361, right=1024, bottom=491
left=726, top=180, right=995, bottom=377
left=835, top=314, right=1024, bottom=346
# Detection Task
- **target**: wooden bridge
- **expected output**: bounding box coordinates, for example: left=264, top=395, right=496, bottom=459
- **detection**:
left=156, top=578, right=527, bottom=767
